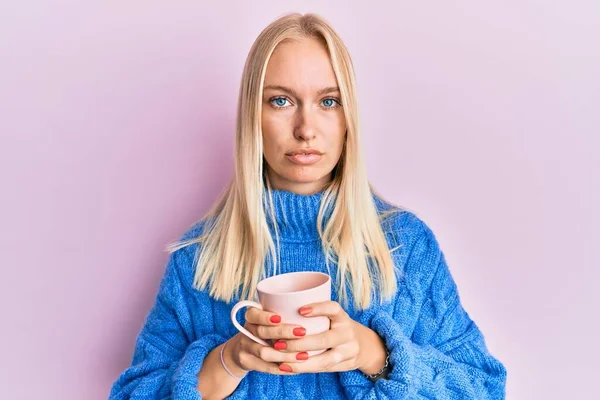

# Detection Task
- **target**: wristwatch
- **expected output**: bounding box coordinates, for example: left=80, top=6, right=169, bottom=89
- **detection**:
left=364, top=350, right=390, bottom=381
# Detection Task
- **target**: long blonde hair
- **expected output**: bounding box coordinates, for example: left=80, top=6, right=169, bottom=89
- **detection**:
left=166, top=12, right=401, bottom=309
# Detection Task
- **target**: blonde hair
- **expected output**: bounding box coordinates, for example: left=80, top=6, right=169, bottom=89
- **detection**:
left=166, top=12, right=401, bottom=309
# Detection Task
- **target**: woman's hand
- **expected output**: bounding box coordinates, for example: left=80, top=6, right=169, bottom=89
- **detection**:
left=225, top=307, right=310, bottom=376
left=272, top=301, right=388, bottom=374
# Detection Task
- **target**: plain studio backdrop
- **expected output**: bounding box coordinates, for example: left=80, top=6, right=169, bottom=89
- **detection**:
left=1, top=1, right=598, bottom=399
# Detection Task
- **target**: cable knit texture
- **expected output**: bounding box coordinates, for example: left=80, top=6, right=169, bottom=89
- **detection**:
left=109, top=189, right=506, bottom=399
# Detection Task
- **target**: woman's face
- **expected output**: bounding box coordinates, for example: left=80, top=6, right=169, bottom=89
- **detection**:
left=261, top=37, right=346, bottom=195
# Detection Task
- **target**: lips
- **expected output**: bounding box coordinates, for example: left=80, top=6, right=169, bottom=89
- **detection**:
left=285, top=151, right=323, bottom=165
left=286, top=149, right=324, bottom=156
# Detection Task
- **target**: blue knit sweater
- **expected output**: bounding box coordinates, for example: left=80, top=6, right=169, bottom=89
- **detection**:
left=109, top=189, right=506, bottom=399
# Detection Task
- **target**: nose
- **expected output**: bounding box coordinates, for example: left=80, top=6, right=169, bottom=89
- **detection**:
left=293, top=107, right=316, bottom=142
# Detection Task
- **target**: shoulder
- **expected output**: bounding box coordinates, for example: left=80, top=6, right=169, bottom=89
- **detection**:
left=372, top=192, right=443, bottom=287
left=163, top=217, right=214, bottom=287
left=372, top=192, right=433, bottom=240
left=179, top=218, right=211, bottom=242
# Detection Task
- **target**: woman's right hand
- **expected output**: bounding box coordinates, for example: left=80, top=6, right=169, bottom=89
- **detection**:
left=226, top=307, right=310, bottom=375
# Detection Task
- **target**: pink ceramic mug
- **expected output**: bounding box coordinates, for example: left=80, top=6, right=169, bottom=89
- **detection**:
left=230, top=271, right=332, bottom=356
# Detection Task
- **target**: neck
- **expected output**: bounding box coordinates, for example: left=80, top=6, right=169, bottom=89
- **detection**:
left=264, top=187, right=330, bottom=242
left=264, top=168, right=333, bottom=195
left=262, top=185, right=392, bottom=243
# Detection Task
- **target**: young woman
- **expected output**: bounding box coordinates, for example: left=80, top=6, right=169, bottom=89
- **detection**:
left=110, top=13, right=506, bottom=400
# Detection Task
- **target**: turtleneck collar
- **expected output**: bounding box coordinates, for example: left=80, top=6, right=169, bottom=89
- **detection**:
left=264, top=188, right=330, bottom=243
left=263, top=187, right=392, bottom=243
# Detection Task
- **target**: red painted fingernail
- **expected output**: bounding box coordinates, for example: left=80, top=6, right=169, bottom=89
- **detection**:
left=274, top=341, right=287, bottom=350
left=279, top=364, right=293, bottom=372
left=293, top=327, right=306, bottom=337
left=299, top=306, right=312, bottom=316
left=270, top=315, right=281, bottom=323
left=296, top=352, right=309, bottom=361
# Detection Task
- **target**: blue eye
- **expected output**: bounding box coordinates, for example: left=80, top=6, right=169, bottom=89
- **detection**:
left=322, top=98, right=335, bottom=107
left=321, top=98, right=341, bottom=109
left=270, top=97, right=291, bottom=108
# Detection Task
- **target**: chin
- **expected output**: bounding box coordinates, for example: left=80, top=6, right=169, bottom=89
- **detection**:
left=268, top=164, right=332, bottom=187
left=285, top=170, right=324, bottom=183
left=287, top=177, right=319, bottom=185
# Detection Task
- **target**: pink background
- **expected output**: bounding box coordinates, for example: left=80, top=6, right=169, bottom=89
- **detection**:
left=1, top=2, right=598, bottom=399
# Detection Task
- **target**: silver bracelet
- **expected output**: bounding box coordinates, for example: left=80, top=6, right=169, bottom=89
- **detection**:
left=219, top=339, right=247, bottom=380
left=365, top=351, right=390, bottom=381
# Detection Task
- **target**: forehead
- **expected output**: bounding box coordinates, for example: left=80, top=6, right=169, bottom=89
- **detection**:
left=264, top=38, right=338, bottom=90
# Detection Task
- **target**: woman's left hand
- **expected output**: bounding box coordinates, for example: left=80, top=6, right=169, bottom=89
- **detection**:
left=274, top=301, right=387, bottom=374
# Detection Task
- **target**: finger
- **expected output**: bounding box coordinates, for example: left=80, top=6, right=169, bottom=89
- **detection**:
left=245, top=307, right=282, bottom=325
left=254, top=323, right=307, bottom=340
left=299, top=301, right=348, bottom=322
left=245, top=339, right=310, bottom=364
left=244, top=322, right=259, bottom=337
left=278, top=349, right=347, bottom=374
left=282, top=329, right=349, bottom=352
left=245, top=322, right=305, bottom=342
left=237, top=350, right=295, bottom=376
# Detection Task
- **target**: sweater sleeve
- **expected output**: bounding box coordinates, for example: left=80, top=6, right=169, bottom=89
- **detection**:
left=339, top=217, right=507, bottom=399
left=109, top=231, right=228, bottom=399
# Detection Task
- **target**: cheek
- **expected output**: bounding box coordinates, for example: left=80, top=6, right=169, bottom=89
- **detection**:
left=261, top=117, right=278, bottom=151
left=326, top=131, right=346, bottom=165
left=262, top=114, right=294, bottom=154
left=262, top=131, right=286, bottom=164
left=262, top=132, right=277, bottom=161
left=324, top=122, right=346, bottom=151
left=322, top=113, right=346, bottom=142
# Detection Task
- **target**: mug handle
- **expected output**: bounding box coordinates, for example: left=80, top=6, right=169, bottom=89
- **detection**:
left=230, top=300, right=269, bottom=346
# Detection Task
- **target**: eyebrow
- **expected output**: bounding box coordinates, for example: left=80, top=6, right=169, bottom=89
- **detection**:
left=263, top=85, right=340, bottom=97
